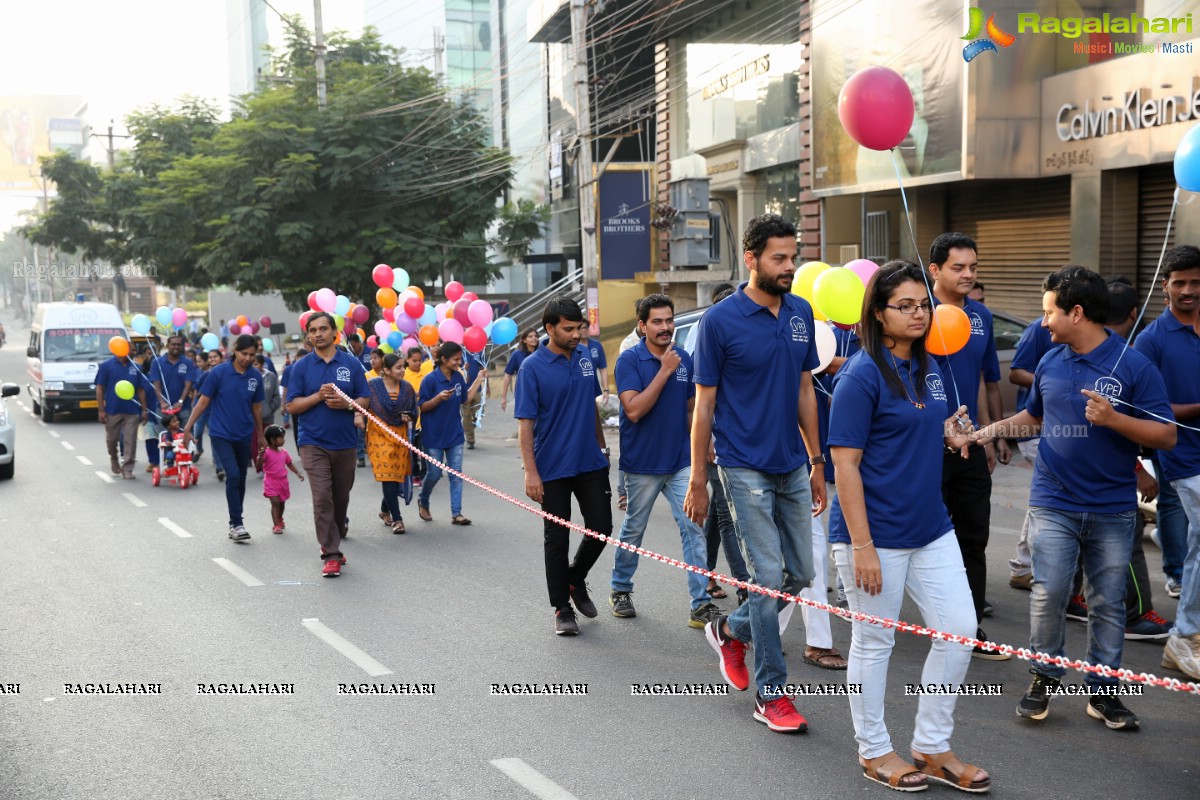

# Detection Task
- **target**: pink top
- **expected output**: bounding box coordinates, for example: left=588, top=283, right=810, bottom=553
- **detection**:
left=262, top=447, right=292, bottom=501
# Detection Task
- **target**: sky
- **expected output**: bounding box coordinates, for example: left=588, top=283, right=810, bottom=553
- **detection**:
left=0, top=0, right=365, bottom=234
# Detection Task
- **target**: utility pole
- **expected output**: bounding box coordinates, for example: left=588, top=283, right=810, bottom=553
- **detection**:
left=432, top=27, right=444, bottom=77
left=570, top=0, right=599, bottom=335
left=90, top=120, right=131, bottom=170
left=314, top=0, right=327, bottom=109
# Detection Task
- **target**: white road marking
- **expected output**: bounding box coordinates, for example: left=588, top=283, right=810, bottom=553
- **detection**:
left=490, top=759, right=581, bottom=800
left=95, top=471, right=115, bottom=484
left=300, top=618, right=393, bottom=677
left=60, top=441, right=75, bottom=451
left=48, top=431, right=60, bottom=439
left=76, top=455, right=93, bottom=466
left=157, top=517, right=193, bottom=539
left=122, top=493, right=147, bottom=508
left=211, top=557, right=265, bottom=587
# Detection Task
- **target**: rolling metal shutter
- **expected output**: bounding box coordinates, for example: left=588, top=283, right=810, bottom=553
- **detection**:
left=1137, top=164, right=1176, bottom=319
left=947, top=178, right=1072, bottom=320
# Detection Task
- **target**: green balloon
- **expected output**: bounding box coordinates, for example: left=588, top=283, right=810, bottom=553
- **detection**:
left=115, top=380, right=135, bottom=401
left=812, top=267, right=865, bottom=325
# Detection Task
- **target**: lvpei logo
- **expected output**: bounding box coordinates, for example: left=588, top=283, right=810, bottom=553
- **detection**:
left=962, top=7, right=1015, bottom=62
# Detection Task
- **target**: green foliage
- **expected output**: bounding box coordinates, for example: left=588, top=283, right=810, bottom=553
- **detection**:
left=25, top=27, right=513, bottom=312
left=492, top=199, right=551, bottom=264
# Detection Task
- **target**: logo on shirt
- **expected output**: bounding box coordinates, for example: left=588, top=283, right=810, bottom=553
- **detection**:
left=579, top=357, right=595, bottom=378
left=336, top=367, right=352, bottom=383
left=789, top=316, right=810, bottom=343
left=926, top=375, right=948, bottom=402
left=675, top=364, right=689, bottom=382
left=1093, top=376, right=1124, bottom=401
left=177, top=363, right=189, bottom=373
left=969, top=313, right=986, bottom=336
left=128, top=365, right=139, bottom=376
left=247, top=378, right=259, bottom=392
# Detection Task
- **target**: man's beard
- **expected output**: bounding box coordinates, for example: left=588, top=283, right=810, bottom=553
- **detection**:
left=752, top=270, right=789, bottom=297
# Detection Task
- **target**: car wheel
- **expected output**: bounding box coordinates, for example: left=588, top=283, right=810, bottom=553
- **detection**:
left=0, top=459, right=12, bottom=480
left=31, top=395, right=41, bottom=415
left=40, top=403, right=53, bottom=423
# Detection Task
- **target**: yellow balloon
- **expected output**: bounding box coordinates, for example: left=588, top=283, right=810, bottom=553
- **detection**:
left=792, top=261, right=831, bottom=302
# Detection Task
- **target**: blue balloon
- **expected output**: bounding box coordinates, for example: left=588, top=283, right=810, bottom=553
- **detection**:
left=1176, top=122, right=1200, bottom=192
left=387, top=331, right=403, bottom=349
left=491, top=317, right=518, bottom=345
left=130, top=313, right=152, bottom=335
left=155, top=306, right=172, bottom=327
left=201, top=332, right=220, bottom=351
left=262, top=338, right=275, bottom=353
left=334, top=294, right=351, bottom=316
left=419, top=304, right=437, bottom=327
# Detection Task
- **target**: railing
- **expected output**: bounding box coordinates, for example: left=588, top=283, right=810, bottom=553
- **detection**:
left=485, top=267, right=584, bottom=368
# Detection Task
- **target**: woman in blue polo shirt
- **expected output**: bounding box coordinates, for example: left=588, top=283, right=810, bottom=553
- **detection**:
left=828, top=260, right=987, bottom=794
left=499, top=328, right=539, bottom=412
left=417, top=341, right=485, bottom=525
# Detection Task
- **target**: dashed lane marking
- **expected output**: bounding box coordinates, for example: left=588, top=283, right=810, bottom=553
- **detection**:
left=76, top=455, right=93, bottom=466
left=300, top=619, right=393, bottom=677
left=60, top=441, right=75, bottom=451
left=95, top=471, right=115, bottom=484
left=157, top=518, right=193, bottom=539
left=490, top=759, right=582, bottom=800
left=122, top=492, right=147, bottom=508
left=211, top=557, right=265, bottom=587
left=48, top=430, right=59, bottom=438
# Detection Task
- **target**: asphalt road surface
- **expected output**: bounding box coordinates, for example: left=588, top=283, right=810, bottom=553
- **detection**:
left=1, top=324, right=1197, bottom=799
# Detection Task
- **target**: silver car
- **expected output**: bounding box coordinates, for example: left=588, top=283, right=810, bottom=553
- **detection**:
left=0, top=382, right=19, bottom=479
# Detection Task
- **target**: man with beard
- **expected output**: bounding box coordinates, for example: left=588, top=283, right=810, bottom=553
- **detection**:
left=685, top=213, right=826, bottom=734
left=150, top=334, right=200, bottom=420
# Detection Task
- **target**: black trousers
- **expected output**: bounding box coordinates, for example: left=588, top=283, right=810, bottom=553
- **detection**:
left=541, top=467, right=612, bottom=609
left=942, top=445, right=992, bottom=622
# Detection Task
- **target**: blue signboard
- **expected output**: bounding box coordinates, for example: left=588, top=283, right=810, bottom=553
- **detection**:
left=597, top=168, right=652, bottom=280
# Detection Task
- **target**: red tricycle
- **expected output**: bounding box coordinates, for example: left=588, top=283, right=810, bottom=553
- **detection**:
left=152, top=430, right=199, bottom=488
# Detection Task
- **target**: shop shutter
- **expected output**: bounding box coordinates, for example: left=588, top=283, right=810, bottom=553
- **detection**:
left=947, top=178, right=1072, bottom=321
left=1137, top=164, right=1176, bottom=319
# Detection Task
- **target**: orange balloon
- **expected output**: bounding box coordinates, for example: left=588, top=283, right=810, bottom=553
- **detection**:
left=926, top=305, right=971, bottom=356
left=376, top=287, right=398, bottom=309
left=409, top=286, right=424, bottom=302
left=418, top=324, right=440, bottom=346
left=108, top=336, right=130, bottom=357
left=236, top=315, right=249, bottom=327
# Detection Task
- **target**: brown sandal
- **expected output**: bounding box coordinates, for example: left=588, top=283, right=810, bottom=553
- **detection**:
left=911, top=751, right=990, bottom=794
left=451, top=514, right=472, bottom=526
left=418, top=504, right=432, bottom=522
left=860, top=753, right=928, bottom=792
left=391, top=519, right=406, bottom=534
left=803, top=646, right=848, bottom=671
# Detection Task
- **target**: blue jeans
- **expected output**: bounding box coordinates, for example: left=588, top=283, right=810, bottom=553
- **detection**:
left=356, top=427, right=366, bottom=461
left=192, top=410, right=209, bottom=454
left=611, top=468, right=709, bottom=610
left=419, top=444, right=464, bottom=516
left=1170, top=475, right=1200, bottom=637
left=833, top=531, right=975, bottom=760
left=719, top=465, right=814, bottom=697
left=211, top=436, right=251, bottom=528
left=1028, top=507, right=1137, bottom=688
left=705, top=460, right=749, bottom=582
left=1155, top=459, right=1187, bottom=583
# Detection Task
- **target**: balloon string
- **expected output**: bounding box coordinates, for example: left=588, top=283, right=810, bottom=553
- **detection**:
left=1108, top=195, right=1178, bottom=380
left=1108, top=397, right=1200, bottom=433
left=890, top=149, right=963, bottom=412
left=813, top=378, right=833, bottom=400
left=143, top=337, right=175, bottom=409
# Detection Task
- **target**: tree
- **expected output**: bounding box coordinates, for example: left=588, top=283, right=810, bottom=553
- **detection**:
left=27, top=25, right=514, bottom=312
left=492, top=199, right=551, bottom=264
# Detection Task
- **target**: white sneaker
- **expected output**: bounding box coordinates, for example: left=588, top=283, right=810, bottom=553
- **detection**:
left=228, top=526, right=251, bottom=542
left=1162, top=633, right=1200, bottom=680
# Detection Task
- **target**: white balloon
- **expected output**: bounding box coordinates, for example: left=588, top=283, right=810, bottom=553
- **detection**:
left=813, top=321, right=837, bottom=375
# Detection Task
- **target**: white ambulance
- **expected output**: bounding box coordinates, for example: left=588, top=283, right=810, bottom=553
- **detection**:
left=26, top=301, right=129, bottom=422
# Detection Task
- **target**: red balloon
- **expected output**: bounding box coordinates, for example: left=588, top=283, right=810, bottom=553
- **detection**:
left=838, top=66, right=914, bottom=151
left=228, top=323, right=240, bottom=336
left=463, top=325, right=488, bottom=353
left=460, top=291, right=478, bottom=304
left=372, top=264, right=393, bottom=289
left=403, top=294, right=424, bottom=319
left=351, top=304, right=370, bottom=325
left=445, top=281, right=465, bottom=302
left=453, top=298, right=472, bottom=327
left=382, top=306, right=395, bottom=323
left=307, top=291, right=320, bottom=311
left=833, top=321, right=855, bottom=331
left=366, top=335, right=378, bottom=349
left=299, top=311, right=313, bottom=330
left=259, top=315, right=272, bottom=328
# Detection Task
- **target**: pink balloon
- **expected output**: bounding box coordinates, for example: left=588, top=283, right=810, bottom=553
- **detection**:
left=246, top=321, right=258, bottom=334
left=228, top=323, right=240, bottom=336
left=838, top=66, right=914, bottom=151
left=460, top=291, right=478, bottom=304
left=374, top=320, right=391, bottom=339
left=452, top=299, right=472, bottom=327
left=372, top=264, right=393, bottom=289
left=463, top=325, right=487, bottom=353
left=403, top=294, right=424, bottom=319
left=366, top=335, right=378, bottom=349
left=467, top=299, right=493, bottom=328
left=400, top=336, right=418, bottom=352
left=445, top=281, right=465, bottom=303
left=259, top=315, right=272, bottom=328
left=315, top=287, right=337, bottom=313
left=299, top=311, right=312, bottom=330
left=435, top=302, right=450, bottom=319
left=845, top=258, right=879, bottom=286
left=307, top=291, right=320, bottom=311
left=171, top=308, right=187, bottom=328
left=351, top=304, right=370, bottom=325
left=382, top=306, right=395, bottom=323
left=438, top=318, right=464, bottom=344
left=395, top=313, right=419, bottom=334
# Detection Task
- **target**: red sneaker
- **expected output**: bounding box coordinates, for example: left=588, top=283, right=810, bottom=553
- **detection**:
left=322, top=558, right=341, bottom=577
left=753, top=694, right=808, bottom=733
left=320, top=549, right=347, bottom=565
left=705, top=615, right=749, bottom=691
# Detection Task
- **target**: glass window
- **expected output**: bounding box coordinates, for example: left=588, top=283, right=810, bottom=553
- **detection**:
left=763, top=166, right=800, bottom=222
left=686, top=43, right=802, bottom=152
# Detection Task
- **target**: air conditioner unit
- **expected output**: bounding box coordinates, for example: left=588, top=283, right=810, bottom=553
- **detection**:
left=839, top=245, right=860, bottom=263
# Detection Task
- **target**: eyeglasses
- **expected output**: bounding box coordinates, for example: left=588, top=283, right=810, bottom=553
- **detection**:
left=885, top=302, right=933, bottom=315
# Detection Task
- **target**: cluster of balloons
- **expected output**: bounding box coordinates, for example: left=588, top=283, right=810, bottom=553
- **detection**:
left=791, top=259, right=877, bottom=326
left=129, top=306, right=187, bottom=338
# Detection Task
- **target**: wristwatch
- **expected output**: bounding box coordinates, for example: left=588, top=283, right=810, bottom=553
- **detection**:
left=601, top=447, right=611, bottom=456
left=808, top=454, right=826, bottom=466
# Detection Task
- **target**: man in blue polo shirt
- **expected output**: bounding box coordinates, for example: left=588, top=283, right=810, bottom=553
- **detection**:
left=150, top=334, right=200, bottom=418
left=1006, top=318, right=1054, bottom=590
left=684, top=213, right=826, bottom=734
left=417, top=341, right=485, bottom=524
left=928, top=232, right=1010, bottom=660
left=608, top=294, right=716, bottom=627
left=974, top=266, right=1175, bottom=730
left=183, top=334, right=265, bottom=541
left=284, top=313, right=370, bottom=578
left=95, top=348, right=148, bottom=479
left=1134, top=245, right=1200, bottom=680
left=515, top=296, right=611, bottom=636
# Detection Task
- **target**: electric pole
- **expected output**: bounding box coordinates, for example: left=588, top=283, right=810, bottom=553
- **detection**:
left=89, top=120, right=131, bottom=170
left=314, top=0, right=327, bottom=109
left=570, top=0, right=599, bottom=335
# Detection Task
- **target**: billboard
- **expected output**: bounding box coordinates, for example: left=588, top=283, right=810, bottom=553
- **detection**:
left=811, top=0, right=964, bottom=195
left=597, top=166, right=653, bottom=281
left=0, top=95, right=86, bottom=196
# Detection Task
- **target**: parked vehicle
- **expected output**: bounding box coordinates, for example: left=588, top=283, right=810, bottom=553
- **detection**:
left=0, top=383, right=20, bottom=479
left=26, top=301, right=129, bottom=422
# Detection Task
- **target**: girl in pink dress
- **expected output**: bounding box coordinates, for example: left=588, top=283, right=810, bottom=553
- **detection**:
left=260, top=424, right=304, bottom=533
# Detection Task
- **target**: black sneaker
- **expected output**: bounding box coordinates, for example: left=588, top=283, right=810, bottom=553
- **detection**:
left=554, top=606, right=579, bottom=635
left=610, top=591, right=636, bottom=618
left=972, top=628, right=1010, bottom=660
left=216, top=469, right=226, bottom=482
left=1016, top=671, right=1060, bottom=721
left=689, top=602, right=722, bottom=629
left=1087, top=694, right=1139, bottom=730
left=1065, top=594, right=1089, bottom=622
left=569, top=583, right=598, bottom=618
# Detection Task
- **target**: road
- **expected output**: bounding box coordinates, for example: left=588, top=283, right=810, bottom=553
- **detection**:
left=0, top=319, right=1197, bottom=800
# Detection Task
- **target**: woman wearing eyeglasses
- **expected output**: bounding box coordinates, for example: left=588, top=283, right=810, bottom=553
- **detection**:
left=827, top=260, right=990, bottom=794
